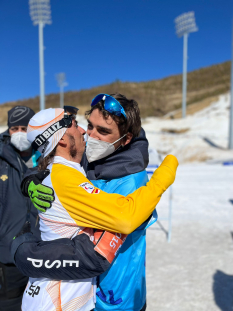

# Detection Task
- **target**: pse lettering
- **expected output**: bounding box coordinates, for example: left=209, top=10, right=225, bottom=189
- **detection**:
left=27, top=258, right=79, bottom=269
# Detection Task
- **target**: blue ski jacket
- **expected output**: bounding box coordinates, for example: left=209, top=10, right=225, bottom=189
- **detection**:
left=92, top=172, right=157, bottom=311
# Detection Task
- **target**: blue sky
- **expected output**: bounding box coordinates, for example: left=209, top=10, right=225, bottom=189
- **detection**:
left=0, top=0, right=232, bottom=104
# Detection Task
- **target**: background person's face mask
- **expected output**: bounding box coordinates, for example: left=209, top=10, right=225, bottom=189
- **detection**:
left=86, top=134, right=126, bottom=163
left=11, top=132, right=31, bottom=152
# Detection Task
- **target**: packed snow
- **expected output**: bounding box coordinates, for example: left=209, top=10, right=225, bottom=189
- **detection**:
left=146, top=163, right=233, bottom=311
left=143, top=93, right=233, bottom=164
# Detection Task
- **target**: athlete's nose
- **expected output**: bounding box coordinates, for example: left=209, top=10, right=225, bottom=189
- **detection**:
left=78, top=126, right=86, bottom=135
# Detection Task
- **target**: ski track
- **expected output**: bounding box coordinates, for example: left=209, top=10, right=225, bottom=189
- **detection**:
left=146, top=164, right=233, bottom=311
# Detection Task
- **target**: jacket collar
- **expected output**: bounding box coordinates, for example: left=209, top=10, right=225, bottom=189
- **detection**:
left=53, top=156, right=86, bottom=177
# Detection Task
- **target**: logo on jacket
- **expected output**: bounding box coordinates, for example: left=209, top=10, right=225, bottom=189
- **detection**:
left=27, top=258, right=79, bottom=269
left=79, top=182, right=100, bottom=194
left=0, top=175, right=8, bottom=181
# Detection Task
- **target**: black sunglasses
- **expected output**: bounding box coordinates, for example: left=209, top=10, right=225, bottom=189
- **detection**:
left=64, top=106, right=79, bottom=116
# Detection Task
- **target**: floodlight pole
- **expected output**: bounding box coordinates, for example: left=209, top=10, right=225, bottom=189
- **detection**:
left=182, top=33, right=188, bottom=118
left=60, top=84, right=64, bottom=108
left=229, top=23, right=233, bottom=149
left=56, top=73, right=67, bottom=108
left=38, top=22, right=45, bottom=110
left=175, top=12, right=198, bottom=118
left=29, top=0, right=52, bottom=111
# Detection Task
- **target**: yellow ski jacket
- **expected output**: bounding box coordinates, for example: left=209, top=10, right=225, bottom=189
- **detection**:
left=50, top=154, right=178, bottom=234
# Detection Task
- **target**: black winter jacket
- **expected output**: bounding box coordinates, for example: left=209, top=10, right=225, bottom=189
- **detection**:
left=0, top=130, right=40, bottom=264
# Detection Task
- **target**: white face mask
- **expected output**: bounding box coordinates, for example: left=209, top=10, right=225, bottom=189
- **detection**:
left=11, top=132, right=31, bottom=152
left=86, top=134, right=126, bottom=163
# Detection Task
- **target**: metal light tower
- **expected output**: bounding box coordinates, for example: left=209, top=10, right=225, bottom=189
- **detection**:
left=56, top=73, right=68, bottom=108
left=175, top=12, right=198, bottom=118
left=229, top=22, right=233, bottom=149
left=29, top=0, right=52, bottom=110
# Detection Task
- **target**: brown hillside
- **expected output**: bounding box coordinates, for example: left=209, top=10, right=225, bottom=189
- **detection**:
left=0, top=61, right=230, bottom=125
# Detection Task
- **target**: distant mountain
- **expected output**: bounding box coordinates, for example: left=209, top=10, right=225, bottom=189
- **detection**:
left=0, top=61, right=230, bottom=125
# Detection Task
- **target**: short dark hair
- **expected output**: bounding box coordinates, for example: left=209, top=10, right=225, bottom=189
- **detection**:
left=85, top=93, right=141, bottom=138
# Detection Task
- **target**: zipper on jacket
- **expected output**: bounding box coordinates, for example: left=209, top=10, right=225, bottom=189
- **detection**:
left=17, top=155, right=24, bottom=178
left=17, top=155, right=31, bottom=221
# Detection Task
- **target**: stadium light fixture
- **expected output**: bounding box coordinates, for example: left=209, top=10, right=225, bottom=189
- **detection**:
left=229, top=22, right=233, bottom=149
left=56, top=73, right=68, bottom=108
left=29, top=0, right=52, bottom=110
left=175, top=12, right=198, bottom=118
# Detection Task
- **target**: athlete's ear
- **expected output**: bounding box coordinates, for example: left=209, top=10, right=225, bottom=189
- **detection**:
left=122, top=133, right=133, bottom=147
left=58, top=135, right=67, bottom=147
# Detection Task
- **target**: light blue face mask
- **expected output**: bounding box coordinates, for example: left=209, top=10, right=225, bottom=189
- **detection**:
left=86, top=134, right=127, bottom=163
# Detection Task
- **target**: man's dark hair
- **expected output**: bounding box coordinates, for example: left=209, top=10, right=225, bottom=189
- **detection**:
left=85, top=93, right=141, bottom=139
left=38, top=146, right=57, bottom=171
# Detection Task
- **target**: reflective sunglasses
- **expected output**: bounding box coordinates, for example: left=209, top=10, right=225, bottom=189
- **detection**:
left=91, top=94, right=127, bottom=120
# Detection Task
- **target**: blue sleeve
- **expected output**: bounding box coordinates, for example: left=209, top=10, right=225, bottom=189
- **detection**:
left=103, top=173, right=157, bottom=230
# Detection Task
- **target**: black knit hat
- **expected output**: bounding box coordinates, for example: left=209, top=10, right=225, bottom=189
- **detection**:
left=8, top=106, right=35, bottom=128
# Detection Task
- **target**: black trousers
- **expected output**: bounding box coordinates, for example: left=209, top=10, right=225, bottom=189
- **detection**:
left=0, top=262, right=28, bottom=311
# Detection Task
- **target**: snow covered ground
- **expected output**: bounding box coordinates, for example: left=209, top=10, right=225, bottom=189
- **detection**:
left=143, top=93, right=233, bottom=164
left=146, top=164, right=233, bottom=311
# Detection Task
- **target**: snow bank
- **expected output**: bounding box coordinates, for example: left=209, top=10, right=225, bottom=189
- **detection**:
left=1, top=93, right=232, bottom=164
left=143, top=93, right=233, bottom=164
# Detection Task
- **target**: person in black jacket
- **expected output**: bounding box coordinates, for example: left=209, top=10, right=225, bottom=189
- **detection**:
left=0, top=106, right=40, bottom=311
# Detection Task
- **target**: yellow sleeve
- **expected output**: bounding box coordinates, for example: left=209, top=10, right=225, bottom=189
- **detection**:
left=51, top=155, right=178, bottom=234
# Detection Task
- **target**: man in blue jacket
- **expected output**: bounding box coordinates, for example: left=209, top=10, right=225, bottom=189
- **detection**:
left=14, top=94, right=157, bottom=311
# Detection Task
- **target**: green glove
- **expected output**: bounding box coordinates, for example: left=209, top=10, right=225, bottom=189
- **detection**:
left=28, top=170, right=55, bottom=212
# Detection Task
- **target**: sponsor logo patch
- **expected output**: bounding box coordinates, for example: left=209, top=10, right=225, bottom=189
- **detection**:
left=0, top=175, right=8, bottom=181
left=79, top=182, right=100, bottom=194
